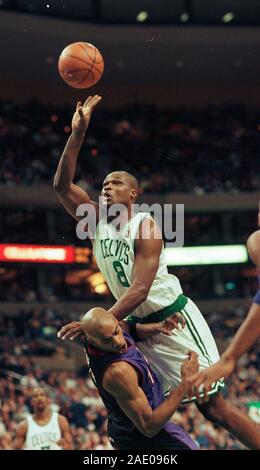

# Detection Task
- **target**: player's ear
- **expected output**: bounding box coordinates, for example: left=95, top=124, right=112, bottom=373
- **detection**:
left=130, top=188, right=138, bottom=200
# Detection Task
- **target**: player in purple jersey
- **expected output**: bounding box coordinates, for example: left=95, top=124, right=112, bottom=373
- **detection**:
left=60, top=307, right=198, bottom=450
left=188, top=203, right=260, bottom=398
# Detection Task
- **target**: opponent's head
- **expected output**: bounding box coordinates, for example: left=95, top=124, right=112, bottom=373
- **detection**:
left=82, top=308, right=127, bottom=353
left=31, top=387, right=48, bottom=412
left=247, top=229, right=260, bottom=267
left=101, top=171, right=139, bottom=208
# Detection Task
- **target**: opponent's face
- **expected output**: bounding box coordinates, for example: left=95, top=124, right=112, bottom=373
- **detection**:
left=101, top=173, right=136, bottom=208
left=31, top=388, right=48, bottom=411
left=90, top=318, right=127, bottom=354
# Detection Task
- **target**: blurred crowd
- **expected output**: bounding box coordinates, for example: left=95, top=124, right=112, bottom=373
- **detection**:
left=1, top=100, right=260, bottom=193
left=0, top=305, right=259, bottom=450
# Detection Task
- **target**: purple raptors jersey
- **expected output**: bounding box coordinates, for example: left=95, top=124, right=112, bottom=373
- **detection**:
left=85, top=331, right=197, bottom=450
left=85, top=331, right=163, bottom=431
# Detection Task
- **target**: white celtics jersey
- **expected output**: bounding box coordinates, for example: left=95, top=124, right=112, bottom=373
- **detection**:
left=93, top=212, right=183, bottom=320
left=25, top=411, right=62, bottom=450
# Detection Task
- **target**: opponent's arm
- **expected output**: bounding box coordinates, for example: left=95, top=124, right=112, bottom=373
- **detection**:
left=13, top=420, right=27, bottom=449
left=188, top=302, right=260, bottom=398
left=108, top=218, right=162, bottom=320
left=53, top=95, right=102, bottom=221
left=103, top=352, right=198, bottom=438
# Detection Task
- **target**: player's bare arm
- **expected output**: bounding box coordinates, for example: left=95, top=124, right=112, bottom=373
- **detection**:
left=188, top=302, right=260, bottom=398
left=57, top=415, right=74, bottom=449
left=57, top=318, right=172, bottom=341
left=107, top=218, right=162, bottom=320
left=103, top=352, right=198, bottom=438
left=53, top=95, right=102, bottom=221
left=13, top=420, right=27, bottom=450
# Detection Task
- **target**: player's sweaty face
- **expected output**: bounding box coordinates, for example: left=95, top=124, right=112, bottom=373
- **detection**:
left=92, top=321, right=127, bottom=354
left=101, top=174, right=131, bottom=206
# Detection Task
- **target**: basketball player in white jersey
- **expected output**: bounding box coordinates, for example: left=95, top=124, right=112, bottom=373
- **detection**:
left=14, top=387, right=73, bottom=450
left=54, top=95, right=260, bottom=449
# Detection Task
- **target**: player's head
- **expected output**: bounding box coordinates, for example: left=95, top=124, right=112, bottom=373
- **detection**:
left=247, top=229, right=260, bottom=267
left=31, top=387, right=48, bottom=412
left=81, top=308, right=127, bottom=353
left=101, top=171, right=139, bottom=208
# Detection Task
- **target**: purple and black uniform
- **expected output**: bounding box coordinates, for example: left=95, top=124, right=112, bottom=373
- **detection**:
left=85, top=332, right=197, bottom=450
left=253, top=269, right=260, bottom=305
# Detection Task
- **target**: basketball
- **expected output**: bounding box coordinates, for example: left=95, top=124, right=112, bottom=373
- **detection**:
left=58, top=42, right=104, bottom=89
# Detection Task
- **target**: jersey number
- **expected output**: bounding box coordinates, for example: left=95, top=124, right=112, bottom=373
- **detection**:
left=112, top=261, right=130, bottom=287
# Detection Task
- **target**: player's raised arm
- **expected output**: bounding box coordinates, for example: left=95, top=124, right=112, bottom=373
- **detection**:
left=53, top=95, right=102, bottom=221
left=108, top=217, right=162, bottom=321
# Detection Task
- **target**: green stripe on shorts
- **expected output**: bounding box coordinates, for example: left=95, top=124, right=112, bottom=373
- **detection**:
left=182, top=308, right=213, bottom=367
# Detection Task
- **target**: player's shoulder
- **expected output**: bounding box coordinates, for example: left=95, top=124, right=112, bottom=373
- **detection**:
left=137, top=214, right=162, bottom=242
left=17, top=419, right=28, bottom=434
left=58, top=413, right=70, bottom=428
left=103, top=361, right=134, bottom=392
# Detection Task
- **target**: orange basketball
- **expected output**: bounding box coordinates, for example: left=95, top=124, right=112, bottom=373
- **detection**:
left=58, top=42, right=104, bottom=89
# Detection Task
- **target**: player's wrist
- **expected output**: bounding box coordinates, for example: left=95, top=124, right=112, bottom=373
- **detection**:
left=71, top=128, right=86, bottom=140
left=128, top=322, right=142, bottom=342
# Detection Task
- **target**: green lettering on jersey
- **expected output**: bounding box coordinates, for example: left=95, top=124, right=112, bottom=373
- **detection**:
left=112, top=260, right=130, bottom=287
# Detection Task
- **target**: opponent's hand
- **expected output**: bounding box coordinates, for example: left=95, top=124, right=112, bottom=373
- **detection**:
left=186, top=357, right=235, bottom=401
left=180, top=351, right=199, bottom=395
left=71, top=95, right=102, bottom=134
left=136, top=321, right=172, bottom=340
left=164, top=312, right=186, bottom=331
left=57, top=321, right=84, bottom=341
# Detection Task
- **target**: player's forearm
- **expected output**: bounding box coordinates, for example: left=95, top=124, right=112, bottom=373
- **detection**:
left=222, top=302, right=260, bottom=362
left=142, top=382, right=186, bottom=437
left=53, top=130, right=85, bottom=193
left=108, top=284, right=147, bottom=321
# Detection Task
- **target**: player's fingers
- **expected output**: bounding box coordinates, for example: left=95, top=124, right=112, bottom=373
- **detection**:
left=58, top=325, right=79, bottom=340
left=76, top=101, right=82, bottom=110
left=88, top=94, right=102, bottom=108
left=57, top=323, right=74, bottom=337
left=78, top=106, right=84, bottom=119
left=61, top=329, right=76, bottom=340
left=187, top=351, right=198, bottom=362
left=70, top=331, right=82, bottom=340
left=83, top=96, right=93, bottom=107
left=203, top=379, right=213, bottom=396
left=159, top=327, right=172, bottom=336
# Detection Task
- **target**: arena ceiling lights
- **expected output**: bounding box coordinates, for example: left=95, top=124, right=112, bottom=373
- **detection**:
left=1, top=0, right=260, bottom=25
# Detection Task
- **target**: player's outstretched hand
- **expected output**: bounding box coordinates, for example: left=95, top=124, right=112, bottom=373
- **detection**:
left=57, top=321, right=84, bottom=341
left=71, top=95, right=102, bottom=135
left=186, top=357, right=235, bottom=401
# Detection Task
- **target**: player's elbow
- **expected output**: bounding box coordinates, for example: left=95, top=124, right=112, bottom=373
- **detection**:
left=140, top=423, right=158, bottom=438
left=135, top=283, right=149, bottom=303
left=53, top=179, right=70, bottom=195
left=138, top=413, right=159, bottom=438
